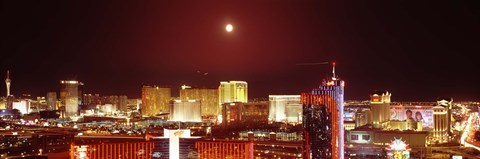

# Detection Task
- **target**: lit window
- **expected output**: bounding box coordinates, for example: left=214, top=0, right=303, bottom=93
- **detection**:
left=362, top=135, right=370, bottom=140
left=351, top=135, right=358, bottom=140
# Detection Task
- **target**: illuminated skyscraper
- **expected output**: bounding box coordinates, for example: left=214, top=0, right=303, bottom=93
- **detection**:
left=370, top=91, right=391, bottom=128
left=180, top=85, right=219, bottom=116
left=268, top=95, right=302, bottom=123
left=433, top=106, right=448, bottom=143
left=5, top=70, right=11, bottom=97
left=302, top=62, right=344, bottom=159
left=218, top=81, right=248, bottom=105
left=141, top=85, right=171, bottom=116
left=437, top=98, right=453, bottom=134
left=433, top=98, right=453, bottom=143
left=60, top=80, right=79, bottom=117
left=47, top=92, right=57, bottom=111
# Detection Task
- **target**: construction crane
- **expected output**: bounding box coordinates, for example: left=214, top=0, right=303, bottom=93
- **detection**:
left=296, top=61, right=337, bottom=79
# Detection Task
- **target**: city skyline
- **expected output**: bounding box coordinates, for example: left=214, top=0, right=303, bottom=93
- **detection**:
left=1, top=2, right=480, bottom=158
left=2, top=1, right=480, bottom=101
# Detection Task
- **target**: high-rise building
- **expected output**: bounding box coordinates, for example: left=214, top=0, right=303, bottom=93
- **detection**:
left=78, top=82, right=84, bottom=105
left=437, top=98, right=453, bottom=133
left=141, top=85, right=171, bottom=116
left=5, top=70, right=11, bottom=97
left=218, top=81, right=248, bottom=105
left=100, top=95, right=121, bottom=110
left=432, top=105, right=448, bottom=143
left=118, top=95, right=128, bottom=112
left=60, top=80, right=80, bottom=117
left=46, top=92, right=57, bottom=111
left=302, top=62, right=344, bottom=159
left=169, top=99, right=202, bottom=122
left=433, top=98, right=453, bottom=143
left=370, top=91, right=391, bottom=128
left=83, top=94, right=101, bottom=106
left=222, top=102, right=269, bottom=127
left=302, top=99, right=332, bottom=158
left=268, top=95, right=302, bottom=123
left=179, top=85, right=219, bottom=116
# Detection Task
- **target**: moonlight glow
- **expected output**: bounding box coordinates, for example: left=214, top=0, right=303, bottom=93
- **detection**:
left=226, top=24, right=233, bottom=32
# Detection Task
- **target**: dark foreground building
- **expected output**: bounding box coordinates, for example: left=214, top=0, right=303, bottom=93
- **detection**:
left=303, top=103, right=332, bottom=158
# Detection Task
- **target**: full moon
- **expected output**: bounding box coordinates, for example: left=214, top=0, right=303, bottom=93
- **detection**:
left=226, top=24, right=233, bottom=32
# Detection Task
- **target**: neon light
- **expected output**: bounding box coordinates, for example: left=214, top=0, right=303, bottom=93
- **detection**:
left=386, top=138, right=411, bottom=151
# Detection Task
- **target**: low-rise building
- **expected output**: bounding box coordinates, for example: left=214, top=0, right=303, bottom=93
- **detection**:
left=347, top=127, right=428, bottom=148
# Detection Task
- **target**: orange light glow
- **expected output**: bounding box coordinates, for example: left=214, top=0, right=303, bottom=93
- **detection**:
left=327, top=81, right=334, bottom=86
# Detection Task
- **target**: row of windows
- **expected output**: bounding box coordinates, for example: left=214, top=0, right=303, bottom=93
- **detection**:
left=351, top=134, right=370, bottom=141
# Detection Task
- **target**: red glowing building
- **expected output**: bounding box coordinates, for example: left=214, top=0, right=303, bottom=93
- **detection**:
left=302, top=62, right=345, bottom=159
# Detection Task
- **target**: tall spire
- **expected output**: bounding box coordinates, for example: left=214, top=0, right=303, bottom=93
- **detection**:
left=5, top=70, right=11, bottom=97
left=332, top=61, right=336, bottom=80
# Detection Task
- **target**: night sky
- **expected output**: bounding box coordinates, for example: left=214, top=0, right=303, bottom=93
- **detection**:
left=2, top=1, right=480, bottom=101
